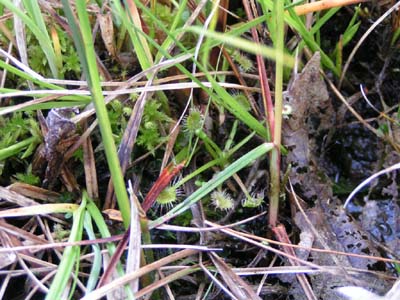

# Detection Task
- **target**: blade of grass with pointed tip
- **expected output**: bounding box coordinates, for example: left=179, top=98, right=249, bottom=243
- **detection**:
left=286, top=7, right=338, bottom=75
left=0, top=136, right=40, bottom=161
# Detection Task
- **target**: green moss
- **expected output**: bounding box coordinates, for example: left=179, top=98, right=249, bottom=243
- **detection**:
left=137, top=100, right=172, bottom=154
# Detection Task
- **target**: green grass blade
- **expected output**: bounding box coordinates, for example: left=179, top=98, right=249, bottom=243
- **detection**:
left=0, top=58, right=59, bottom=90
left=149, top=143, right=274, bottom=229
left=261, top=0, right=338, bottom=75
left=62, top=1, right=131, bottom=227
left=22, top=0, right=58, bottom=77
left=83, top=211, right=102, bottom=293
left=118, top=2, right=271, bottom=140
left=60, top=0, right=89, bottom=79
left=186, top=26, right=294, bottom=68
left=310, top=8, right=340, bottom=34
left=0, top=0, right=58, bottom=77
left=112, top=0, right=153, bottom=71
left=286, top=8, right=338, bottom=75
left=154, top=0, right=188, bottom=62
left=176, top=131, right=256, bottom=188
left=45, top=198, right=86, bottom=300
left=0, top=136, right=39, bottom=161
left=208, top=78, right=269, bottom=139
left=112, top=0, right=170, bottom=109
left=85, top=196, right=135, bottom=299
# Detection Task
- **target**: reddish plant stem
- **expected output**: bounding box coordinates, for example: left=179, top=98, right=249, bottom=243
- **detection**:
left=242, top=0, right=275, bottom=139
left=272, top=225, right=317, bottom=300
left=242, top=0, right=280, bottom=228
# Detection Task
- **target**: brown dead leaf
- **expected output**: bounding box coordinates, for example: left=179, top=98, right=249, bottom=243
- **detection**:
left=98, top=12, right=116, bottom=59
left=283, top=53, right=392, bottom=299
left=283, top=52, right=335, bottom=201
left=0, top=186, right=39, bottom=207
left=82, top=121, right=99, bottom=199
left=8, top=182, right=60, bottom=202
left=102, top=209, right=123, bottom=222
left=33, top=108, right=78, bottom=189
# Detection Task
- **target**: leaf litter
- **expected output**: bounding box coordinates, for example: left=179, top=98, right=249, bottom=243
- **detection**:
left=282, top=53, right=397, bottom=299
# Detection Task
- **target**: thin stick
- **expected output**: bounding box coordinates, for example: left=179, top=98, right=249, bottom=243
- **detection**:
left=294, top=0, right=367, bottom=16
